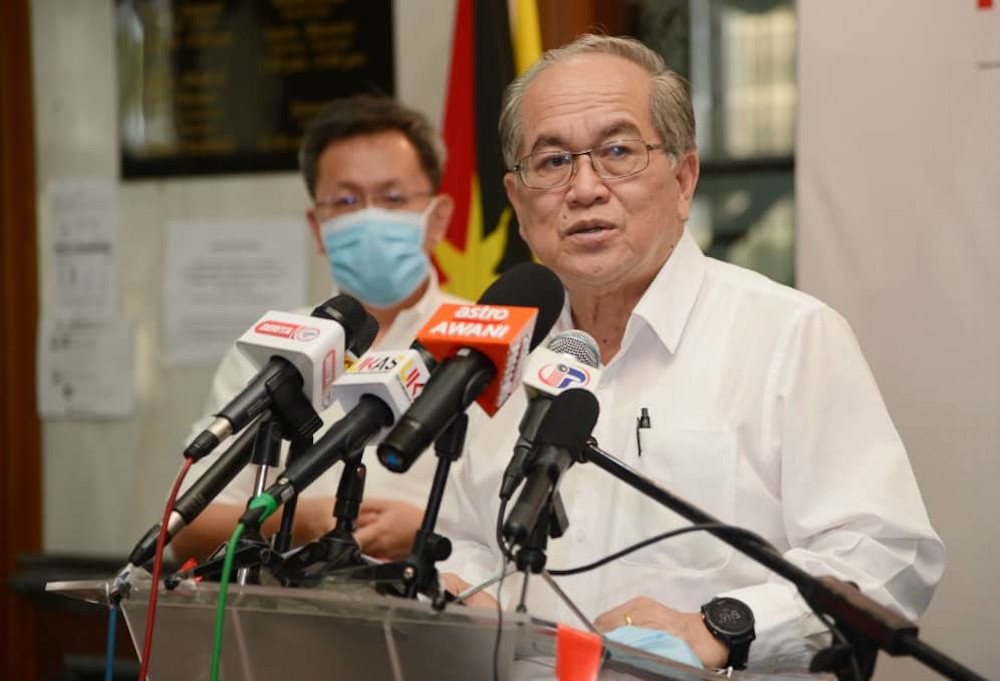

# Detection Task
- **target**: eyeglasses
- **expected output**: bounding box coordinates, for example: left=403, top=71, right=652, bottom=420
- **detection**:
left=315, top=189, right=434, bottom=217
left=513, top=139, right=673, bottom=190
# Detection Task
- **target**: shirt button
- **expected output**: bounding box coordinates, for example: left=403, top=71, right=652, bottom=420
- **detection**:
left=574, top=528, right=587, bottom=543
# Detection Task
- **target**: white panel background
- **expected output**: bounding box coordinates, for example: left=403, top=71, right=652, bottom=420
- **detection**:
left=797, top=2, right=999, bottom=678
left=31, top=0, right=456, bottom=556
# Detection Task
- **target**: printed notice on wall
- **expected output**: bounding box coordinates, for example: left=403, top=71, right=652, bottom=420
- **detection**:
left=45, top=178, right=119, bottom=319
left=37, top=315, right=135, bottom=418
left=163, top=217, right=307, bottom=366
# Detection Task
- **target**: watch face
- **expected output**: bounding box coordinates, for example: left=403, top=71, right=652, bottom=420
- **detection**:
left=706, top=598, right=754, bottom=636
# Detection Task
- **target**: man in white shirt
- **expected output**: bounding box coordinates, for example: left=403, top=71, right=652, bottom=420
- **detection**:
left=439, top=34, right=945, bottom=671
left=172, top=95, right=466, bottom=563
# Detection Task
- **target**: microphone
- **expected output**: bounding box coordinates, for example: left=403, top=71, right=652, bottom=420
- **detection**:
left=499, top=330, right=602, bottom=501
left=243, top=348, right=433, bottom=517
left=502, top=389, right=600, bottom=547
left=376, top=262, right=565, bottom=474
left=311, top=296, right=379, bottom=361
left=126, top=416, right=265, bottom=567
left=184, top=294, right=376, bottom=461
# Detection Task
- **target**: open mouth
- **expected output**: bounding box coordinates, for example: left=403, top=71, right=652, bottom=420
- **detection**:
left=568, top=220, right=614, bottom=236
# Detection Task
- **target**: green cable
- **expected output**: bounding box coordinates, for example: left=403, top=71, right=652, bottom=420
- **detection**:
left=209, top=494, right=279, bottom=681
left=211, top=522, right=245, bottom=681
left=246, top=493, right=279, bottom=522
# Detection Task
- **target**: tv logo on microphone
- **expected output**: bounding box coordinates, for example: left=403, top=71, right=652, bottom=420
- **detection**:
left=537, top=363, right=591, bottom=390
left=417, top=303, right=539, bottom=415
left=254, top=320, right=320, bottom=342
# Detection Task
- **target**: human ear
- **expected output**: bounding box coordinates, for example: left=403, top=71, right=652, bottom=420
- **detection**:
left=423, top=194, right=454, bottom=251
left=675, top=152, right=700, bottom=223
left=306, top=208, right=327, bottom=254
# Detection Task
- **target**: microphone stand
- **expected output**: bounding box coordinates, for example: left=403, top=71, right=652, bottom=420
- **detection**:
left=501, top=486, right=604, bottom=636
left=271, top=435, right=314, bottom=554
left=166, top=390, right=322, bottom=588
left=335, top=414, right=469, bottom=606
left=581, top=438, right=985, bottom=681
left=234, top=416, right=286, bottom=584
left=166, top=412, right=287, bottom=588
left=270, top=448, right=371, bottom=586
left=450, top=491, right=601, bottom=636
left=511, top=490, right=597, bottom=632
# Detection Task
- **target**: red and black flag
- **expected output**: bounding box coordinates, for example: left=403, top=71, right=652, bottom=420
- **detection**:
left=434, top=0, right=539, bottom=301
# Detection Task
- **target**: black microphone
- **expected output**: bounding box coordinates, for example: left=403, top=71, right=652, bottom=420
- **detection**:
left=502, top=389, right=600, bottom=547
left=310, top=297, right=379, bottom=359
left=127, top=414, right=265, bottom=567
left=184, top=294, right=376, bottom=461
left=377, top=262, right=565, bottom=473
left=499, top=330, right=601, bottom=501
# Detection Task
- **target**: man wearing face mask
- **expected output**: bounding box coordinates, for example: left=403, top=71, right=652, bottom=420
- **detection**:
left=171, top=95, right=466, bottom=564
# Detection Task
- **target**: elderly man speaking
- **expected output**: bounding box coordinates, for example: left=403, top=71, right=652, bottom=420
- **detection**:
left=439, top=34, right=944, bottom=672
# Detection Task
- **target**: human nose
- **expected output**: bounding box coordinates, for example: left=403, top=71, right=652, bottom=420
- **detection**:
left=566, top=151, right=609, bottom=205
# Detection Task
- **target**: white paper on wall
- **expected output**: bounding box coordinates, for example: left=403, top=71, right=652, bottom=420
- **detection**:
left=44, top=177, right=119, bottom=319
left=37, top=315, right=135, bottom=418
left=163, top=217, right=308, bottom=366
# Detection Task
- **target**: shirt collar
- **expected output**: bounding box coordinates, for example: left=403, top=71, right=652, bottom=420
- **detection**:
left=630, top=227, right=707, bottom=355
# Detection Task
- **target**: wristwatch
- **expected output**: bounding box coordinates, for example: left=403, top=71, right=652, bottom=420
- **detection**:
left=700, top=597, right=756, bottom=670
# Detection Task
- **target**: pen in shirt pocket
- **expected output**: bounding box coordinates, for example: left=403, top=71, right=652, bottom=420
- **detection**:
left=636, top=407, right=651, bottom=457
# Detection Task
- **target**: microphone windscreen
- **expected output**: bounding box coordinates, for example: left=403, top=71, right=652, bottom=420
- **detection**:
left=311, top=294, right=378, bottom=355
left=548, top=329, right=600, bottom=368
left=354, top=314, right=380, bottom=356
left=537, top=388, right=600, bottom=451
left=479, top=262, right=564, bottom=350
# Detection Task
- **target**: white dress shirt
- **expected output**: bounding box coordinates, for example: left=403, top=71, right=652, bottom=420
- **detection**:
left=180, top=273, right=467, bottom=509
left=438, top=229, right=945, bottom=670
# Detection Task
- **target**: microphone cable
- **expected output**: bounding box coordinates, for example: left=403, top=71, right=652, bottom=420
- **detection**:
left=539, top=521, right=862, bottom=678
left=491, top=558, right=509, bottom=681
left=210, top=492, right=277, bottom=681
left=491, top=498, right=522, bottom=681
left=546, top=522, right=773, bottom=576
left=137, top=454, right=195, bottom=681
left=210, top=522, right=245, bottom=681
left=103, top=567, right=131, bottom=681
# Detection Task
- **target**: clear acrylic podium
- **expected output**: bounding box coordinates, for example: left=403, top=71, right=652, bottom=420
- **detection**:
left=47, top=573, right=828, bottom=681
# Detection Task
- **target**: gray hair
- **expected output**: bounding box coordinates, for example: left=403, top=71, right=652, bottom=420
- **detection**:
left=499, top=34, right=696, bottom=169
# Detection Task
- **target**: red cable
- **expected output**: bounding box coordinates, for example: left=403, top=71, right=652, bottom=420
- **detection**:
left=138, top=456, right=194, bottom=681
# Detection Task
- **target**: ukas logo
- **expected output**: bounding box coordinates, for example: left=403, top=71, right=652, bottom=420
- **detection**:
left=537, top=363, right=591, bottom=390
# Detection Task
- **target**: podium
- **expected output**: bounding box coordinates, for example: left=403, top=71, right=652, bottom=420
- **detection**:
left=47, top=574, right=829, bottom=681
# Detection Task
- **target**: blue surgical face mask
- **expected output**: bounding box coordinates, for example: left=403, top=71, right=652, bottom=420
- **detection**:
left=319, top=201, right=436, bottom=308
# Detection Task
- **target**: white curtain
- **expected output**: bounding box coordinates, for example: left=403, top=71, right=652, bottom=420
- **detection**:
left=796, top=2, right=999, bottom=678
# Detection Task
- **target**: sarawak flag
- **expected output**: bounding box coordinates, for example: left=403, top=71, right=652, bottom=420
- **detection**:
left=434, top=0, right=541, bottom=301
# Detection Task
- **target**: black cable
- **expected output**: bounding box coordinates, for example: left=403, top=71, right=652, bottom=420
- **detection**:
left=495, top=498, right=516, bottom=563
left=807, top=605, right=865, bottom=681
left=492, top=557, right=508, bottom=681
left=491, top=497, right=518, bottom=681
left=547, top=523, right=774, bottom=576
left=543, top=520, right=866, bottom=678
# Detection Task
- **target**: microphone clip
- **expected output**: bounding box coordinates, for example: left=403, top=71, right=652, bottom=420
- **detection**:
left=513, top=490, right=569, bottom=575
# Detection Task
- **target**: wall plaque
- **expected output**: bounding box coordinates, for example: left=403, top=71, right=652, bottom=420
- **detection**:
left=116, top=0, right=394, bottom=178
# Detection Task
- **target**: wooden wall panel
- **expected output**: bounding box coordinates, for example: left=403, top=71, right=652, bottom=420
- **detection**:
left=1, top=0, right=42, bottom=678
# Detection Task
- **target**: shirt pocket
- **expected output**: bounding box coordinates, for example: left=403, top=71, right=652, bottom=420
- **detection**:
left=619, top=427, right=737, bottom=572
